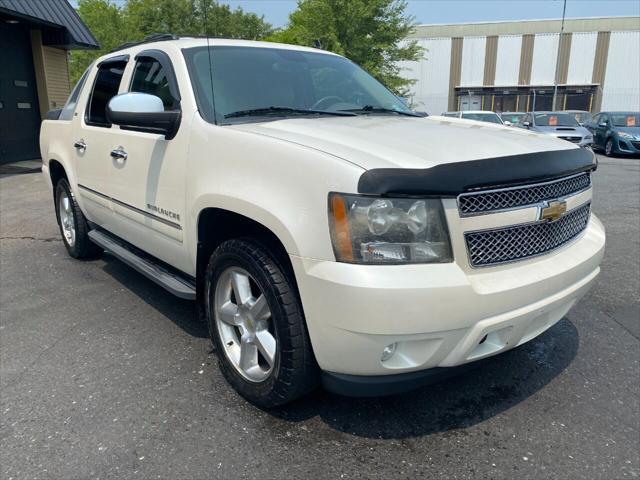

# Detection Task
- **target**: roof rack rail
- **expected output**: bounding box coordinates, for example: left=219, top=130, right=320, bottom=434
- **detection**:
left=109, top=33, right=180, bottom=53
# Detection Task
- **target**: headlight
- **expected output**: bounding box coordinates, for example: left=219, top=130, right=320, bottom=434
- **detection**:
left=584, top=134, right=593, bottom=141
left=617, top=131, right=633, bottom=139
left=328, top=193, right=453, bottom=264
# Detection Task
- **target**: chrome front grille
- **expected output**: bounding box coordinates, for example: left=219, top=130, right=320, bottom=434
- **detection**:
left=465, top=203, right=591, bottom=267
left=458, top=173, right=591, bottom=215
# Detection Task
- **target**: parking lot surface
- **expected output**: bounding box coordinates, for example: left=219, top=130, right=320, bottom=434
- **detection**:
left=1, top=154, right=638, bottom=479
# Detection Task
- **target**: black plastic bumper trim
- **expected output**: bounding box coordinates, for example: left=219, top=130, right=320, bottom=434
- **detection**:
left=322, top=362, right=484, bottom=397
left=357, top=147, right=597, bottom=197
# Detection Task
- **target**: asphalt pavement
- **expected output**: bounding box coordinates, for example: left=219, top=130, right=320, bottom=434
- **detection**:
left=1, top=154, right=638, bottom=479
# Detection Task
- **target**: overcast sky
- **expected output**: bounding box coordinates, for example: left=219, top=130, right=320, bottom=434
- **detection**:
left=71, top=0, right=640, bottom=28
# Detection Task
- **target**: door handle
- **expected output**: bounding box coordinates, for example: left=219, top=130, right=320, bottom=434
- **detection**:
left=110, top=147, right=127, bottom=161
left=73, top=139, right=87, bottom=151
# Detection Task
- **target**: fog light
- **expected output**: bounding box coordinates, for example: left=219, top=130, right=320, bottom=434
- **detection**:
left=381, top=343, right=397, bottom=362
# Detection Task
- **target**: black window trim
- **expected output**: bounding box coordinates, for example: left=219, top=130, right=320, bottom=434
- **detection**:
left=130, top=49, right=182, bottom=108
left=84, top=55, right=130, bottom=128
left=98, top=54, right=130, bottom=66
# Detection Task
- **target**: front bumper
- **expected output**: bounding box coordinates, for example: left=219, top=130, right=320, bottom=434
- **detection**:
left=615, top=137, right=640, bottom=154
left=291, top=215, right=605, bottom=380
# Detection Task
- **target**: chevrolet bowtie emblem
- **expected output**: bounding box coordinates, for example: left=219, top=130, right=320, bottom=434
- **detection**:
left=540, top=200, right=567, bottom=222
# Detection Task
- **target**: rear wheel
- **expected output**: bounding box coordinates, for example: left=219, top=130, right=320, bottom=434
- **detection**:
left=204, top=239, right=318, bottom=407
left=54, top=179, right=102, bottom=259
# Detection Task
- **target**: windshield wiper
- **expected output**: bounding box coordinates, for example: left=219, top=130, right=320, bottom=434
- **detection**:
left=340, top=105, right=422, bottom=117
left=224, top=106, right=356, bottom=119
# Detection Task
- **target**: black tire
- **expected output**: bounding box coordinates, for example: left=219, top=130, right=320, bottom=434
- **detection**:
left=54, top=178, right=102, bottom=259
left=204, top=239, right=318, bottom=407
left=605, top=138, right=614, bottom=157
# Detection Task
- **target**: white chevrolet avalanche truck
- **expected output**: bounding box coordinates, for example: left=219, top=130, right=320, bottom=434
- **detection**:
left=40, top=35, right=605, bottom=407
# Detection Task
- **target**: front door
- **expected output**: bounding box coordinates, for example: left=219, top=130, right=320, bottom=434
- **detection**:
left=100, top=52, right=188, bottom=272
left=0, top=24, right=42, bottom=164
left=594, top=114, right=609, bottom=148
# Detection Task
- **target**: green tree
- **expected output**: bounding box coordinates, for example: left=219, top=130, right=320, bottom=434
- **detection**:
left=69, top=0, right=124, bottom=84
left=70, top=0, right=272, bottom=85
left=269, top=0, right=422, bottom=94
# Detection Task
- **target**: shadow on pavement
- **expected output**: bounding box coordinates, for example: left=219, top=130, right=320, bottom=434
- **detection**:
left=96, top=249, right=578, bottom=440
left=100, top=253, right=208, bottom=339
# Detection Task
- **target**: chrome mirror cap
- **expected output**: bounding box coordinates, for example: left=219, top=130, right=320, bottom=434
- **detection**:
left=108, top=92, right=164, bottom=114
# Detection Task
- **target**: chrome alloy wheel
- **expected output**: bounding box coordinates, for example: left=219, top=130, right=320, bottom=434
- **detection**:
left=214, top=267, right=276, bottom=382
left=58, top=190, right=76, bottom=247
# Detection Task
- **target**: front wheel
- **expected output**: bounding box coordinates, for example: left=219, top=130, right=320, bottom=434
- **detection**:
left=204, top=239, right=318, bottom=407
left=605, top=138, right=614, bottom=157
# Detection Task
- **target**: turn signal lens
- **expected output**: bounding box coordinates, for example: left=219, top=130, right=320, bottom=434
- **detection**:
left=329, top=194, right=354, bottom=262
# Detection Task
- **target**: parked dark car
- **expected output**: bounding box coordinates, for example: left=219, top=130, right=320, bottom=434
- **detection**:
left=586, top=112, right=640, bottom=156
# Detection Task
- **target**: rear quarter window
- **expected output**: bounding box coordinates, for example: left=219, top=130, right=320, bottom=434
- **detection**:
left=59, top=65, right=92, bottom=121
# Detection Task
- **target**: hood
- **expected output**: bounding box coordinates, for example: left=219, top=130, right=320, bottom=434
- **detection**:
left=230, top=115, right=576, bottom=170
left=613, top=126, right=640, bottom=138
left=535, top=125, right=591, bottom=137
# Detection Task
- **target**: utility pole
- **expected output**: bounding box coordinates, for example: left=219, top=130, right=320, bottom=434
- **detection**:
left=552, top=0, right=567, bottom=111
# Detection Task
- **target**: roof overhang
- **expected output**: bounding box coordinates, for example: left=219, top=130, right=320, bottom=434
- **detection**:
left=0, top=1, right=99, bottom=50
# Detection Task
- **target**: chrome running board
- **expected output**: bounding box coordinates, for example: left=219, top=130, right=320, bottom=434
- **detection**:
left=88, top=229, right=196, bottom=300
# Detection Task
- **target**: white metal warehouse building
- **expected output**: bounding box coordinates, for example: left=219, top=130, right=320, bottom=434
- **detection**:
left=400, top=16, right=640, bottom=115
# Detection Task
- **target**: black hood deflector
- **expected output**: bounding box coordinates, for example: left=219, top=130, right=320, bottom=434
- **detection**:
left=357, top=147, right=597, bottom=197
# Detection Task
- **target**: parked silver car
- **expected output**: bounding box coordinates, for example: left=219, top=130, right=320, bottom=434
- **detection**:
left=518, top=111, right=593, bottom=147
left=441, top=110, right=504, bottom=124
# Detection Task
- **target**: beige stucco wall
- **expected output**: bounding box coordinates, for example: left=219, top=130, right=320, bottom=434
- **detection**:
left=30, top=30, right=71, bottom=119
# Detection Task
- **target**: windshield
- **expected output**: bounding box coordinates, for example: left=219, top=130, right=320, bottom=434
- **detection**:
left=610, top=113, right=640, bottom=127
left=534, top=113, right=579, bottom=127
left=460, top=112, right=502, bottom=124
left=571, top=112, right=591, bottom=124
left=183, top=46, right=413, bottom=124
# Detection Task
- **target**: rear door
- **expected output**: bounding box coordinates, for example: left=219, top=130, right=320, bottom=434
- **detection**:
left=100, top=50, right=189, bottom=271
left=73, top=56, right=129, bottom=230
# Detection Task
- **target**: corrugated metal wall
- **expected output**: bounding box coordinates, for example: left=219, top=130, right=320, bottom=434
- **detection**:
left=566, top=32, right=598, bottom=85
left=460, top=36, right=486, bottom=86
left=42, top=46, right=70, bottom=110
left=400, top=37, right=452, bottom=114
left=494, top=35, right=522, bottom=86
left=602, top=30, right=640, bottom=110
left=530, top=33, right=560, bottom=85
left=404, top=20, right=639, bottom=113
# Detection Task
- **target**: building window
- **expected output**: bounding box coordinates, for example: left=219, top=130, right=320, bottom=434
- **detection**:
left=565, top=92, right=593, bottom=111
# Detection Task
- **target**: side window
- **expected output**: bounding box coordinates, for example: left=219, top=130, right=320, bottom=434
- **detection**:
left=86, top=60, right=127, bottom=127
left=129, top=56, right=177, bottom=110
left=60, top=64, right=92, bottom=121
left=592, top=114, right=600, bottom=125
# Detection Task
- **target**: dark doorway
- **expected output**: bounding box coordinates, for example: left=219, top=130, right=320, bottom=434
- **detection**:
left=0, top=24, right=42, bottom=164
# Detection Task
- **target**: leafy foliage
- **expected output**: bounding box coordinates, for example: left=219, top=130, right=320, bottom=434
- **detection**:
left=268, top=0, right=422, bottom=94
left=70, top=0, right=273, bottom=84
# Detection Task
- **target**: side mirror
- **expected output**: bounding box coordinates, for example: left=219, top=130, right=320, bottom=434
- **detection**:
left=106, top=92, right=181, bottom=140
left=599, top=122, right=607, bottom=128
left=503, top=120, right=512, bottom=126
left=522, top=121, right=530, bottom=127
